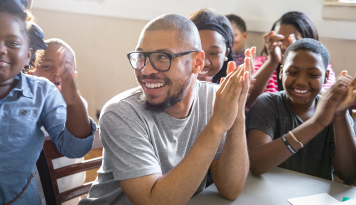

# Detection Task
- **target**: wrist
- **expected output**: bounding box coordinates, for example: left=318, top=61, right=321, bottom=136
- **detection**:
left=334, top=110, right=348, bottom=118
left=308, top=115, right=329, bottom=130
left=207, top=117, right=228, bottom=136
left=266, top=56, right=279, bottom=66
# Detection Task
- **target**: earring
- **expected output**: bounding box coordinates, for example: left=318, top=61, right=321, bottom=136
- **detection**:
left=224, top=57, right=228, bottom=62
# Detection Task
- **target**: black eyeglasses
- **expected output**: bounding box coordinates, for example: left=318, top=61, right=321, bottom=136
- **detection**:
left=127, top=50, right=198, bottom=72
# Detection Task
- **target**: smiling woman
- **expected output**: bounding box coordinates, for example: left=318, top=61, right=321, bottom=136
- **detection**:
left=188, top=9, right=234, bottom=84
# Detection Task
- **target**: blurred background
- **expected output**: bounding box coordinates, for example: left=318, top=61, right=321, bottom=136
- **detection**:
left=32, top=0, right=356, bottom=121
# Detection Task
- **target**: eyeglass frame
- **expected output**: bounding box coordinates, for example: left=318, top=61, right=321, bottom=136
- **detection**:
left=127, top=50, right=198, bottom=72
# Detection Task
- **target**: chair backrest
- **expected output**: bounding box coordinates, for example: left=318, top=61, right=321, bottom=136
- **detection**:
left=36, top=130, right=103, bottom=205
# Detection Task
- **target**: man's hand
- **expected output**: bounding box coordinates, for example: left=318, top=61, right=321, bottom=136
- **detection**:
left=55, top=47, right=80, bottom=106
left=212, top=61, right=248, bottom=133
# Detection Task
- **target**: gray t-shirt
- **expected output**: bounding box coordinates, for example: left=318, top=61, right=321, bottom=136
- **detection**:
left=80, top=81, right=224, bottom=205
left=246, top=91, right=355, bottom=180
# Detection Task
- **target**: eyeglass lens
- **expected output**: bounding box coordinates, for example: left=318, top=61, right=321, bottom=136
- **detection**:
left=130, top=53, right=171, bottom=71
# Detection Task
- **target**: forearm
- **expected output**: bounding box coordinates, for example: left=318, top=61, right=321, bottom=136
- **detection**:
left=247, top=59, right=278, bottom=107
left=333, top=111, right=356, bottom=183
left=66, top=94, right=92, bottom=138
left=211, top=117, right=249, bottom=200
left=249, top=119, right=326, bottom=175
left=143, top=121, right=226, bottom=205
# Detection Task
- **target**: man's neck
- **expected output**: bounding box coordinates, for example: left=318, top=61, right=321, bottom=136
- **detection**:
left=165, top=79, right=196, bottom=119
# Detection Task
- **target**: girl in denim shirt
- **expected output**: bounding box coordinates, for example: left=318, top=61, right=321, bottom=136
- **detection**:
left=0, top=1, right=96, bottom=204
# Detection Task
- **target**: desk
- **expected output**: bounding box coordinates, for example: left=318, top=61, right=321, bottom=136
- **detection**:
left=188, top=167, right=356, bottom=205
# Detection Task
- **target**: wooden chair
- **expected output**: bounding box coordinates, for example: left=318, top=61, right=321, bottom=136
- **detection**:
left=36, top=130, right=103, bottom=205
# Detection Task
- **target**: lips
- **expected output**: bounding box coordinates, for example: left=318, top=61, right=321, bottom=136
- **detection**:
left=199, top=69, right=209, bottom=75
left=0, top=60, right=9, bottom=67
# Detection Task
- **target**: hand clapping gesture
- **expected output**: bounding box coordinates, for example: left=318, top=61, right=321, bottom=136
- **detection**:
left=264, top=31, right=296, bottom=64
left=335, top=71, right=356, bottom=114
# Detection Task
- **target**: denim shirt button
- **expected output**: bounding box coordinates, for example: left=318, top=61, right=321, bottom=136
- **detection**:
left=22, top=110, right=27, bottom=115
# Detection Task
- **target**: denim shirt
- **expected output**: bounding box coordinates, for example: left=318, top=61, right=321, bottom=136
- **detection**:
left=0, top=72, right=96, bottom=204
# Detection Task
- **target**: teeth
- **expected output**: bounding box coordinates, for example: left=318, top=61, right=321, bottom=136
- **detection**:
left=199, top=70, right=209, bottom=75
left=145, top=83, right=165, bottom=89
left=294, top=89, right=308, bottom=94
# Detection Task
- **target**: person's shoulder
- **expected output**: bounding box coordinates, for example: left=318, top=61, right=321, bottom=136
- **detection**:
left=22, top=73, right=58, bottom=95
left=254, top=91, right=284, bottom=106
left=101, top=86, right=143, bottom=116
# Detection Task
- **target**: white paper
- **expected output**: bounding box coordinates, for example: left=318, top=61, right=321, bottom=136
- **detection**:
left=288, top=193, right=339, bottom=205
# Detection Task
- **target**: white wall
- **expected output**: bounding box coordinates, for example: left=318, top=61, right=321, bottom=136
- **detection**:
left=31, top=2, right=356, bottom=121
left=33, top=0, right=356, bottom=40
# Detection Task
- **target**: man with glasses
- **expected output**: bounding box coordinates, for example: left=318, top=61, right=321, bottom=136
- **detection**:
left=81, top=14, right=251, bottom=205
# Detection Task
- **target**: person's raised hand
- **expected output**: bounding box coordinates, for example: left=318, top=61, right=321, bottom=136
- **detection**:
left=335, top=71, right=356, bottom=114
left=212, top=61, right=246, bottom=132
left=264, top=31, right=284, bottom=64
left=312, top=74, right=350, bottom=127
left=55, top=47, right=80, bottom=105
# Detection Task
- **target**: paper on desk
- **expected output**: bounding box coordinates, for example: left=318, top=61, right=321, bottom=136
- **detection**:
left=331, top=198, right=356, bottom=204
left=288, top=193, right=339, bottom=205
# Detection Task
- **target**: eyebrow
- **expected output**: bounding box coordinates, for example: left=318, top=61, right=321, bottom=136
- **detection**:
left=289, top=66, right=321, bottom=70
left=135, top=48, right=174, bottom=53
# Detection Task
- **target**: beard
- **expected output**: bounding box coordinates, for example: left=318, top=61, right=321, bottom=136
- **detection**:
left=138, top=60, right=191, bottom=112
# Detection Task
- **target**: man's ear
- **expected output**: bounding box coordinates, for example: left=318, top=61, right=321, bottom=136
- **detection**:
left=279, top=65, right=284, bottom=80
left=324, top=69, right=330, bottom=84
left=192, top=50, right=205, bottom=74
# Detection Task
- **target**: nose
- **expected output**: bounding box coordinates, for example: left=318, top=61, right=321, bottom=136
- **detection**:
left=295, top=74, right=308, bottom=86
left=204, top=54, right=210, bottom=67
left=141, top=57, right=159, bottom=75
left=52, top=67, right=61, bottom=77
left=0, top=43, right=7, bottom=55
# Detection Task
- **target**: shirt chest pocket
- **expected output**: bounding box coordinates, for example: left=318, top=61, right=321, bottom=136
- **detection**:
left=9, top=108, right=39, bottom=138
left=11, top=108, right=38, bottom=119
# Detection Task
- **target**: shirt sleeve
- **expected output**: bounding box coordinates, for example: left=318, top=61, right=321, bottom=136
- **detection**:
left=40, top=86, right=96, bottom=158
left=246, top=93, right=279, bottom=139
left=99, top=110, right=162, bottom=181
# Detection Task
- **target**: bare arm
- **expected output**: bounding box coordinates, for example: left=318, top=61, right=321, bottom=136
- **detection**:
left=119, top=63, right=248, bottom=205
left=247, top=32, right=296, bottom=107
left=333, top=72, right=356, bottom=183
left=211, top=58, right=252, bottom=200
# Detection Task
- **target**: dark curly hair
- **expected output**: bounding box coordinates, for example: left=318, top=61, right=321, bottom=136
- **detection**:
left=283, top=38, right=329, bottom=71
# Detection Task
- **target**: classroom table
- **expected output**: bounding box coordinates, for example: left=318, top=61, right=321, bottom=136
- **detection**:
left=187, top=167, right=356, bottom=205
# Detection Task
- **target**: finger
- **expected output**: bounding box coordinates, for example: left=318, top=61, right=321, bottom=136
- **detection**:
left=251, top=46, right=256, bottom=62
left=244, top=48, right=251, bottom=59
left=269, top=34, right=285, bottom=43
left=240, top=71, right=250, bottom=97
left=219, top=61, right=237, bottom=93
left=264, top=31, right=275, bottom=42
left=226, top=60, right=237, bottom=75
left=288, top=34, right=296, bottom=45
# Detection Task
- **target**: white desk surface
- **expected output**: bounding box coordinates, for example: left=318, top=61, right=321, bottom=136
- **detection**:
left=188, top=167, right=356, bottom=205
